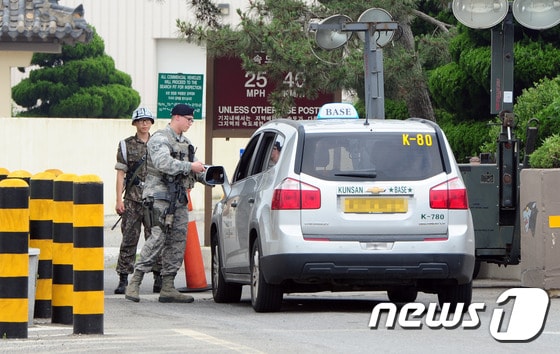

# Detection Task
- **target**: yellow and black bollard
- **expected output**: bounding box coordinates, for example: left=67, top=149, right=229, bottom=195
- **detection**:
left=0, top=167, right=9, bottom=181
left=7, top=170, right=31, bottom=185
left=73, top=174, right=104, bottom=335
left=29, top=172, right=55, bottom=319
left=0, top=178, right=30, bottom=338
left=44, top=169, right=63, bottom=178
left=52, top=173, right=76, bottom=325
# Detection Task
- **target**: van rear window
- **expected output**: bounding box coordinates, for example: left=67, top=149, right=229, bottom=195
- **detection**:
left=301, top=132, right=444, bottom=181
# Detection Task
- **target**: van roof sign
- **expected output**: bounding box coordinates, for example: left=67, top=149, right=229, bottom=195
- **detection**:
left=317, top=103, right=359, bottom=119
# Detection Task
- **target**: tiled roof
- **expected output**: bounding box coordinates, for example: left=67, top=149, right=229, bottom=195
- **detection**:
left=0, top=0, right=92, bottom=48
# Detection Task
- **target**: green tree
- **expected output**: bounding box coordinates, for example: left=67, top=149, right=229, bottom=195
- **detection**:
left=530, top=134, right=560, bottom=168
left=177, top=0, right=560, bottom=161
left=179, top=0, right=454, bottom=121
left=429, top=24, right=560, bottom=123
left=12, top=28, right=140, bottom=118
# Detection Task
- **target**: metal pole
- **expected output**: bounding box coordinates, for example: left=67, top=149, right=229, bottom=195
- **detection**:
left=364, top=25, right=385, bottom=120
left=308, top=21, right=397, bottom=121
left=490, top=8, right=514, bottom=114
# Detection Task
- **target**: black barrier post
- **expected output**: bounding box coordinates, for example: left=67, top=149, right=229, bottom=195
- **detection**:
left=73, top=175, right=104, bottom=335
left=29, top=172, right=55, bottom=319
left=0, top=178, right=30, bottom=338
left=52, top=174, right=76, bottom=325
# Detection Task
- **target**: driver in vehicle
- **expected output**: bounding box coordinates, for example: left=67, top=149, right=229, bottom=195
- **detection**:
left=268, top=141, right=282, bottom=167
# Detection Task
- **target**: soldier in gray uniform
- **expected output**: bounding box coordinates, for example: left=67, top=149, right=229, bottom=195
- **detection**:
left=114, top=107, right=162, bottom=294
left=125, top=103, right=207, bottom=303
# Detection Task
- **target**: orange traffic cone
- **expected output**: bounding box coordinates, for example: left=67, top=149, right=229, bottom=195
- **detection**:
left=179, top=189, right=212, bottom=292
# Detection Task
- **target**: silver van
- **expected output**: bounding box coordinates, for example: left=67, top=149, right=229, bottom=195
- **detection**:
left=208, top=103, right=475, bottom=312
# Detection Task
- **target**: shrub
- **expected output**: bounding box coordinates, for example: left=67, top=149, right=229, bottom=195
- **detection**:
left=529, top=134, right=560, bottom=168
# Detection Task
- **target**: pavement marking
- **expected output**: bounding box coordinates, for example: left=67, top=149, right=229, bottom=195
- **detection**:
left=173, top=328, right=264, bottom=353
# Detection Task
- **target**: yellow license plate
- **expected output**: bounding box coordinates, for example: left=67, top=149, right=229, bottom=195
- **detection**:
left=343, top=197, right=408, bottom=213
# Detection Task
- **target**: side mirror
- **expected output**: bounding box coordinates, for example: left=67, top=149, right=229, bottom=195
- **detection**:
left=203, top=165, right=225, bottom=185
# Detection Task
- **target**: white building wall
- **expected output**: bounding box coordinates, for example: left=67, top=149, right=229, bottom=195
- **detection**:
left=0, top=118, right=209, bottom=215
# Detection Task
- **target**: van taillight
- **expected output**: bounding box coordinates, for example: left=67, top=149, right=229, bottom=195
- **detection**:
left=429, top=177, right=469, bottom=209
left=271, top=178, right=321, bottom=210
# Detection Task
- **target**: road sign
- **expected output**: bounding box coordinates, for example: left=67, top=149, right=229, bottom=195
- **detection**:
left=157, top=73, right=203, bottom=118
left=211, top=55, right=335, bottom=131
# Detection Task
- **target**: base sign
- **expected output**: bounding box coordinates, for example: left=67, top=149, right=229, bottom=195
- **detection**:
left=157, top=73, right=203, bottom=119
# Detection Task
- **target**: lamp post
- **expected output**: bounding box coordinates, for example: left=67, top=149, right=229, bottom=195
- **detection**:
left=453, top=0, right=560, bottom=114
left=452, top=0, right=559, bottom=265
left=308, top=8, right=398, bottom=121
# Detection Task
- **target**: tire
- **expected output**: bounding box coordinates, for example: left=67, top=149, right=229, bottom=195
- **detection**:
left=211, top=236, right=242, bottom=303
left=387, top=287, right=418, bottom=303
left=250, top=242, right=283, bottom=312
left=472, top=259, right=481, bottom=279
left=437, top=281, right=472, bottom=313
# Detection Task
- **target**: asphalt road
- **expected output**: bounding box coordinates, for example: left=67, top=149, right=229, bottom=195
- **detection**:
left=2, top=214, right=558, bottom=353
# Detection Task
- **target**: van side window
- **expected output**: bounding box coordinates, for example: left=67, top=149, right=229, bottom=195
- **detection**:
left=233, top=135, right=260, bottom=182
left=251, top=132, right=277, bottom=175
left=267, top=136, right=285, bottom=169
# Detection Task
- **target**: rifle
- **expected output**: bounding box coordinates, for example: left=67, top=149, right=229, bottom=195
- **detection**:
left=161, top=150, right=188, bottom=232
left=188, top=144, right=196, bottom=164
left=111, top=216, right=122, bottom=230
left=112, top=153, right=147, bottom=230
left=162, top=174, right=183, bottom=233
left=124, top=154, right=147, bottom=196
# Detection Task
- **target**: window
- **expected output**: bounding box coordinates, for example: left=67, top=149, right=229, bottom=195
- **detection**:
left=251, top=132, right=277, bottom=175
left=301, top=132, right=443, bottom=181
left=233, top=135, right=261, bottom=182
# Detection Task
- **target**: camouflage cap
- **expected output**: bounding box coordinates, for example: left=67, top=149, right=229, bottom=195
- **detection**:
left=132, top=107, right=155, bottom=124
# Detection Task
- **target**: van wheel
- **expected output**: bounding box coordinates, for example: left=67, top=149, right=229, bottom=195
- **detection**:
left=211, top=236, right=242, bottom=303
left=387, top=287, right=418, bottom=303
left=437, top=281, right=472, bottom=312
left=250, top=242, right=283, bottom=312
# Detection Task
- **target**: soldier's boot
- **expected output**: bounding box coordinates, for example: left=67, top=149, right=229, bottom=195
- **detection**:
left=114, top=273, right=128, bottom=294
left=158, top=275, right=194, bottom=303
left=125, top=270, right=144, bottom=302
left=153, top=271, right=162, bottom=293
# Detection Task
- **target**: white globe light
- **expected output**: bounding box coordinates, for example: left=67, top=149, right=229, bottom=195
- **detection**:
left=452, top=0, right=509, bottom=29
left=512, top=0, right=560, bottom=29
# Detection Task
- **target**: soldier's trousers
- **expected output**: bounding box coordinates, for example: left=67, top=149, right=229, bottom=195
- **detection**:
left=134, top=199, right=189, bottom=277
left=116, top=199, right=159, bottom=274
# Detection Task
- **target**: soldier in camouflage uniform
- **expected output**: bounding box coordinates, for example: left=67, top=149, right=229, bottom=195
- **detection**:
left=125, top=103, right=207, bottom=303
left=114, top=107, right=162, bottom=294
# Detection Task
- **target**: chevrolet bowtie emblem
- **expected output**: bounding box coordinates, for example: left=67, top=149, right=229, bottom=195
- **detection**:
left=367, top=187, right=386, bottom=194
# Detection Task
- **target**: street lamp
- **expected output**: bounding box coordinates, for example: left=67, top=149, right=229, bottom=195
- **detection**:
left=452, top=0, right=510, bottom=29
left=512, top=0, right=560, bottom=29
left=453, top=0, right=559, bottom=114
left=451, top=0, right=559, bottom=263
left=308, top=8, right=398, bottom=121
left=453, top=0, right=559, bottom=30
